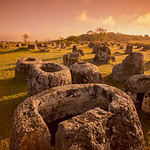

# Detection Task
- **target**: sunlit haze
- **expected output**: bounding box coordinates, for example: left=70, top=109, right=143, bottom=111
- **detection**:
left=1, top=0, right=150, bottom=41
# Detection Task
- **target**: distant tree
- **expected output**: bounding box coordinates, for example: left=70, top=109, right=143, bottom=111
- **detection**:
left=87, top=30, right=93, bottom=35
left=144, top=34, right=149, bottom=39
left=66, top=36, right=80, bottom=43
left=96, top=27, right=107, bottom=34
left=23, top=34, right=29, bottom=44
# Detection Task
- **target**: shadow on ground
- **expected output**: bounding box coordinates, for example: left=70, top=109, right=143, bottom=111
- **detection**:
left=42, top=57, right=62, bottom=62
left=0, top=95, right=27, bottom=139
left=144, top=61, right=150, bottom=71
left=102, top=73, right=124, bottom=90
left=0, top=78, right=27, bottom=98
left=0, top=48, right=30, bottom=54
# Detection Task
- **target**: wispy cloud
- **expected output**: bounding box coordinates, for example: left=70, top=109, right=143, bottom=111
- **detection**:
left=77, top=11, right=88, bottom=22
left=76, top=11, right=116, bottom=29
left=133, top=12, right=150, bottom=26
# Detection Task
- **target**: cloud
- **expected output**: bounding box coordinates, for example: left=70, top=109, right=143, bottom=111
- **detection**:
left=101, top=16, right=116, bottom=27
left=76, top=11, right=116, bottom=30
left=133, top=12, right=150, bottom=25
left=77, top=11, right=88, bottom=22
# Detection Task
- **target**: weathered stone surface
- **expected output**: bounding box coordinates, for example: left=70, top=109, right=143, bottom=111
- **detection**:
left=10, top=84, right=145, bottom=150
left=124, top=74, right=150, bottom=112
left=69, top=62, right=102, bottom=84
left=93, top=51, right=111, bottom=65
left=125, top=44, right=133, bottom=54
left=112, top=52, right=144, bottom=81
left=15, top=57, right=42, bottom=81
left=28, top=62, right=72, bottom=96
left=63, top=52, right=83, bottom=67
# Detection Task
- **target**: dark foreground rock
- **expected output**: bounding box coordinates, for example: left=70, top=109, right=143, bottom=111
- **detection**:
left=10, top=84, right=144, bottom=150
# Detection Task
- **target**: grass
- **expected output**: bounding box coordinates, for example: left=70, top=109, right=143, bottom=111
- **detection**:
left=0, top=45, right=150, bottom=149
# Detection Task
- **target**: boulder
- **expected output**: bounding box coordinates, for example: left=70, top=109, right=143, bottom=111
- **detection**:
left=15, top=57, right=42, bottom=81
left=93, top=51, right=110, bottom=65
left=72, top=45, right=77, bottom=52
left=124, top=74, right=150, bottom=112
left=28, top=62, right=72, bottom=96
left=112, top=52, right=144, bottom=81
left=10, top=84, right=145, bottom=150
left=63, top=52, right=83, bottom=67
left=69, top=62, right=102, bottom=84
left=28, top=44, right=37, bottom=50
left=125, top=44, right=133, bottom=54
left=77, top=49, right=84, bottom=56
left=92, top=45, right=111, bottom=55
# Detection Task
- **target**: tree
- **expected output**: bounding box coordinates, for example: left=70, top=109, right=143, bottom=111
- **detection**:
left=87, top=30, right=93, bottom=35
left=96, top=27, right=107, bottom=34
left=144, top=34, right=149, bottom=39
left=23, top=34, right=29, bottom=44
left=66, top=36, right=80, bottom=43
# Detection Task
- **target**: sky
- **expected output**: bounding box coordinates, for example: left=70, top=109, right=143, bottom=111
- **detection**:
left=1, top=0, right=150, bottom=41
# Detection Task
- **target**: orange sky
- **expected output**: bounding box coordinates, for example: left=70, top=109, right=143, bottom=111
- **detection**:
left=1, top=0, right=150, bottom=41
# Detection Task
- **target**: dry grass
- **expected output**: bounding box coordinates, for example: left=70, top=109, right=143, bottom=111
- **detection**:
left=0, top=45, right=149, bottom=149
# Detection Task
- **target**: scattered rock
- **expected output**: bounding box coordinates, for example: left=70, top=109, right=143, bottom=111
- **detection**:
left=28, top=62, right=72, bottom=96
left=88, top=42, right=95, bottom=48
left=63, top=52, right=83, bottom=67
left=0, top=43, right=4, bottom=48
left=28, top=44, right=38, bottom=50
left=77, top=49, right=84, bottom=56
left=125, top=44, right=133, bottom=54
left=93, top=51, right=110, bottom=65
left=61, top=43, right=66, bottom=49
left=15, top=57, right=42, bottom=81
left=112, top=52, right=144, bottom=81
left=16, top=43, right=22, bottom=47
left=69, top=62, right=102, bottom=84
left=124, top=74, right=150, bottom=112
left=110, top=56, right=116, bottom=62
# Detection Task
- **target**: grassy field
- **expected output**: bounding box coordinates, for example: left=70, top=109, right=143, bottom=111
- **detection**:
left=0, top=45, right=150, bottom=149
